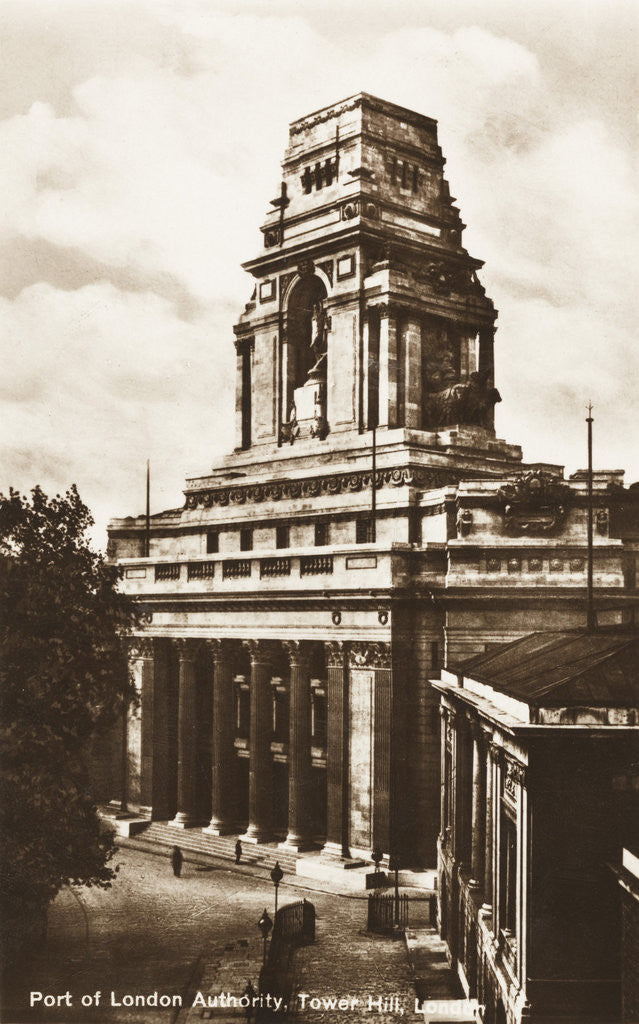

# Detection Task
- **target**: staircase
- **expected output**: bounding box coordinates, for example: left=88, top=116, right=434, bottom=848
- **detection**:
left=121, top=820, right=298, bottom=873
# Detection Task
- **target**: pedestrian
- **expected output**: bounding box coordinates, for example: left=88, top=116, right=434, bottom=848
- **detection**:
left=243, top=979, right=255, bottom=1023
left=172, top=845, right=183, bottom=878
left=235, top=839, right=242, bottom=864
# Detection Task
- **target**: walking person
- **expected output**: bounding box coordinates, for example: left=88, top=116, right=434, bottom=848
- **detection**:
left=235, top=839, right=242, bottom=864
left=172, top=845, right=183, bottom=878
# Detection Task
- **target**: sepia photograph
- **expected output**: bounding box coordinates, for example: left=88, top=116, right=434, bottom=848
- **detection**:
left=1, top=2, right=638, bottom=1023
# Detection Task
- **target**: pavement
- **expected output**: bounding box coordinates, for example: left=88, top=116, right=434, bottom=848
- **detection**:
left=2, top=847, right=460, bottom=1024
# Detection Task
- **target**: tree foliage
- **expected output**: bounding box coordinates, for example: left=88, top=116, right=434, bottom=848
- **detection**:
left=0, top=485, right=138, bottom=951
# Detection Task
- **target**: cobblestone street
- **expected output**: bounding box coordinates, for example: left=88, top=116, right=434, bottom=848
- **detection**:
left=3, top=848, right=430, bottom=1024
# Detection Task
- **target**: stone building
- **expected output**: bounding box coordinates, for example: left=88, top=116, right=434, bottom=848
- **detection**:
left=434, top=632, right=639, bottom=1024
left=106, top=94, right=639, bottom=869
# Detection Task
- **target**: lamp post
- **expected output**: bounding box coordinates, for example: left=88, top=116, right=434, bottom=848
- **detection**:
left=270, top=861, right=283, bottom=917
left=257, top=909, right=273, bottom=967
left=388, top=854, right=401, bottom=929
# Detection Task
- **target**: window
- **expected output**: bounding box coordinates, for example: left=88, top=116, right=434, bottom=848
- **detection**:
left=276, top=524, right=289, bottom=549
left=314, top=521, right=329, bottom=547
left=356, top=517, right=374, bottom=544
left=311, top=688, right=327, bottom=746
left=499, top=807, right=518, bottom=936
left=271, top=686, right=288, bottom=741
left=235, top=680, right=250, bottom=737
left=460, top=334, right=480, bottom=380
left=206, top=530, right=219, bottom=554
left=240, top=527, right=253, bottom=552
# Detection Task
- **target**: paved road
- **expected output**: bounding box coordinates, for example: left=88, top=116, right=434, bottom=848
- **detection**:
left=3, top=848, right=427, bottom=1024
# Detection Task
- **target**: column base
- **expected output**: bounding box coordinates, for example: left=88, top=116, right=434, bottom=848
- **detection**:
left=321, top=841, right=351, bottom=860
left=241, top=826, right=274, bottom=845
left=168, top=812, right=202, bottom=830
left=279, top=835, right=314, bottom=853
left=203, top=819, right=237, bottom=837
left=138, top=805, right=153, bottom=821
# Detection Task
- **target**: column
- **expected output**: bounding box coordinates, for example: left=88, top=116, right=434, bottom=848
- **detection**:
left=363, top=310, right=380, bottom=429
left=377, top=304, right=399, bottom=429
left=169, top=639, right=201, bottom=828
left=139, top=638, right=171, bottom=820
left=481, top=738, right=497, bottom=920
left=322, top=641, right=349, bottom=858
left=439, top=705, right=448, bottom=842
left=401, top=316, right=422, bottom=429
left=372, top=644, right=392, bottom=857
left=281, top=641, right=313, bottom=851
left=242, top=639, right=276, bottom=843
left=469, top=723, right=485, bottom=888
left=203, top=640, right=237, bottom=836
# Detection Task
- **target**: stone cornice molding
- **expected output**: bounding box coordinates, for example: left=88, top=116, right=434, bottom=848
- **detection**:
left=349, top=641, right=391, bottom=669
left=184, top=466, right=454, bottom=510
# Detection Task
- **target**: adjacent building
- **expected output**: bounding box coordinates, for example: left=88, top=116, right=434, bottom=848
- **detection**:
left=106, top=94, right=639, bottom=870
left=434, top=632, right=639, bottom=1024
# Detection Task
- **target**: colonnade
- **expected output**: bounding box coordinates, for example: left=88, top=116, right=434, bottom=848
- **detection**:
left=127, top=638, right=394, bottom=857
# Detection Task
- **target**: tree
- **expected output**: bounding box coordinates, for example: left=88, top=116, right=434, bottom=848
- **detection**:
left=0, top=485, right=138, bottom=959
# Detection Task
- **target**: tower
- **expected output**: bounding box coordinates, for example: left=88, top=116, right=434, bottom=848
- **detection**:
left=234, top=93, right=505, bottom=457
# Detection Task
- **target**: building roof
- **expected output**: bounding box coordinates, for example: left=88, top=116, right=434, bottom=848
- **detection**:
left=459, top=630, right=639, bottom=707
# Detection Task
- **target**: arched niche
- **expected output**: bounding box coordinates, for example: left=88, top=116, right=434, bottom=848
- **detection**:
left=282, top=273, right=329, bottom=441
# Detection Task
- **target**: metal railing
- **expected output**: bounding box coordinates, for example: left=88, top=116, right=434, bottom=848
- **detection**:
left=367, top=892, right=409, bottom=933
left=260, top=900, right=315, bottom=1007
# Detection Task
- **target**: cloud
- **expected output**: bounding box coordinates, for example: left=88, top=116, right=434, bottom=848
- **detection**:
left=1, top=1, right=638, bottom=547
left=0, top=282, right=235, bottom=538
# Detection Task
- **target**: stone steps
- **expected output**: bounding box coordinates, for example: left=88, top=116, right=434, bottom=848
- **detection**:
left=128, top=821, right=298, bottom=874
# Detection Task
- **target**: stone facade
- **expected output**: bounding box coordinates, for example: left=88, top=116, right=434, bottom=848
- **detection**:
left=107, top=94, right=639, bottom=869
left=434, top=637, right=639, bottom=1024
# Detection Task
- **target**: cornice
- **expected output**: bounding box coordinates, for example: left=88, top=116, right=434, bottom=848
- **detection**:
left=184, top=466, right=455, bottom=509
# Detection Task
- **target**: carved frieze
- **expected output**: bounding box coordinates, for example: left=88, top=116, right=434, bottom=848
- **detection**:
left=348, top=642, right=391, bottom=669
left=503, top=758, right=526, bottom=803
left=414, top=260, right=476, bottom=297
left=279, top=272, right=296, bottom=299
left=184, top=466, right=454, bottom=510
left=318, top=260, right=334, bottom=286
left=498, top=471, right=571, bottom=536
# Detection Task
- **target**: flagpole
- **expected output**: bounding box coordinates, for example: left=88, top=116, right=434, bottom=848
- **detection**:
left=145, top=459, right=151, bottom=559
left=586, top=405, right=595, bottom=630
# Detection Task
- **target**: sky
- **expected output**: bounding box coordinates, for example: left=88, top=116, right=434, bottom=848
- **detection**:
left=1, top=0, right=638, bottom=547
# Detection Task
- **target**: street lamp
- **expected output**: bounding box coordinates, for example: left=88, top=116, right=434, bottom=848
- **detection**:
left=257, top=909, right=273, bottom=967
left=270, top=861, right=283, bottom=916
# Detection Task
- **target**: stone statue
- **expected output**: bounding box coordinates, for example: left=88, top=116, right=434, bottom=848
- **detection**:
left=308, top=300, right=328, bottom=379
left=424, top=370, right=501, bottom=429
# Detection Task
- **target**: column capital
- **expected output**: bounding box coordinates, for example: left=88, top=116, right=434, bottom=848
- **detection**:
left=325, top=640, right=346, bottom=668
left=282, top=639, right=312, bottom=668
left=242, top=639, right=279, bottom=665
left=468, top=717, right=485, bottom=742
left=174, top=637, right=200, bottom=661
left=488, top=740, right=502, bottom=763
left=203, top=638, right=238, bottom=662
left=129, top=636, right=155, bottom=660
